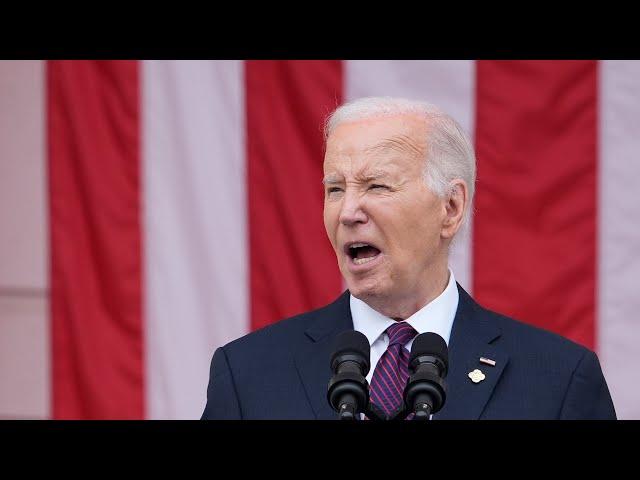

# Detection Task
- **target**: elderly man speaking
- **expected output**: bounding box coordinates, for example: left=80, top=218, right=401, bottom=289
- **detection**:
left=201, top=97, right=616, bottom=420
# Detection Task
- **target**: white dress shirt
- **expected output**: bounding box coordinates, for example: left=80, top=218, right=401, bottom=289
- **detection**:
left=350, top=269, right=459, bottom=386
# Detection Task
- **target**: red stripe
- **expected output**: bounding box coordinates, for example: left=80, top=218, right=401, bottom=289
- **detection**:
left=474, top=61, right=597, bottom=349
left=48, top=61, right=143, bottom=418
left=379, top=356, right=403, bottom=389
left=246, top=61, right=344, bottom=330
left=368, top=383, right=388, bottom=412
left=376, top=357, right=400, bottom=391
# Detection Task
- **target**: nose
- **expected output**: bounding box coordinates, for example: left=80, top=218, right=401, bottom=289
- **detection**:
left=339, top=189, right=368, bottom=226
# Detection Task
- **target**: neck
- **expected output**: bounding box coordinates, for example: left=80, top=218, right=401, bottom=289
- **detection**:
left=364, top=263, right=450, bottom=320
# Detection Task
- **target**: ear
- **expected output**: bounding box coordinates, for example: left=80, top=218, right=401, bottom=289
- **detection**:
left=441, top=179, right=468, bottom=240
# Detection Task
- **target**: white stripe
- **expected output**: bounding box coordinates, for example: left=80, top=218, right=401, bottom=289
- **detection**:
left=599, top=60, right=640, bottom=419
left=143, top=61, right=248, bottom=419
left=0, top=60, right=48, bottom=291
left=0, top=60, right=49, bottom=419
left=344, top=61, right=475, bottom=292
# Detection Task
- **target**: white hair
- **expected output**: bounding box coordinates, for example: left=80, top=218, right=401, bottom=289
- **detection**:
left=324, top=96, right=476, bottom=227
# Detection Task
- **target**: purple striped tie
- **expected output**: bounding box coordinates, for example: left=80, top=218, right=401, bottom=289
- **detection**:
left=369, top=322, right=417, bottom=418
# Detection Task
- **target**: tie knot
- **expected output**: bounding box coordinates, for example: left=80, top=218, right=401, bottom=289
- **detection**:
left=385, top=322, right=417, bottom=347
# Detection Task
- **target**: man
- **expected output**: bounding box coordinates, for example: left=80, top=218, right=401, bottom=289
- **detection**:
left=201, top=97, right=616, bottom=420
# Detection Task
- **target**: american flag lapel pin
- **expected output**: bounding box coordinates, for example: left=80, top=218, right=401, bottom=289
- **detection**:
left=479, top=357, right=496, bottom=367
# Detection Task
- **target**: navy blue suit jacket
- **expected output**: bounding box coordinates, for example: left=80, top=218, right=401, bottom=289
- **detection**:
left=201, top=285, right=616, bottom=419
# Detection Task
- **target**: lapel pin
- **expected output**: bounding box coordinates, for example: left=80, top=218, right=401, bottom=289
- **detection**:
left=468, top=369, right=486, bottom=384
left=479, top=357, right=496, bottom=367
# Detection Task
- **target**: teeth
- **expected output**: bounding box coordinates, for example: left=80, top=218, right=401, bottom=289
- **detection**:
left=353, top=256, right=378, bottom=265
left=350, top=242, right=370, bottom=248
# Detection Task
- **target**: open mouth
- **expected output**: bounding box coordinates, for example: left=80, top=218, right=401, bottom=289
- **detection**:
left=345, top=242, right=382, bottom=266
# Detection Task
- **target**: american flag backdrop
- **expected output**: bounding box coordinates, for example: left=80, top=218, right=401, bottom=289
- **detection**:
left=0, top=60, right=639, bottom=419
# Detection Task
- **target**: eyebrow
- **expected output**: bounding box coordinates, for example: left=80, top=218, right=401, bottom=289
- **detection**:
left=322, top=174, right=343, bottom=185
left=354, top=169, right=389, bottom=182
left=322, top=169, right=389, bottom=185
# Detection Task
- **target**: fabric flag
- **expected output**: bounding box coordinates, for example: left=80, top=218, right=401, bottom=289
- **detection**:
left=6, top=60, right=640, bottom=419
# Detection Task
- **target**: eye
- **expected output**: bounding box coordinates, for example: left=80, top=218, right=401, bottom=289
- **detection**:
left=326, top=186, right=343, bottom=195
left=369, top=184, right=388, bottom=191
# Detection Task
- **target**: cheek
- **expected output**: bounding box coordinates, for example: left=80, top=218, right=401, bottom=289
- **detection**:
left=323, top=206, right=338, bottom=245
left=381, top=200, right=442, bottom=251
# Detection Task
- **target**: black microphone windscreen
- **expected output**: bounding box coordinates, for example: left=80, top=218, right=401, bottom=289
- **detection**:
left=330, top=330, right=371, bottom=373
left=409, top=332, right=448, bottom=370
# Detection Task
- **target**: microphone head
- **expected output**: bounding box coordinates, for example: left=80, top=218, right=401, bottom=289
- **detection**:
left=409, top=332, right=448, bottom=376
left=330, top=330, right=371, bottom=376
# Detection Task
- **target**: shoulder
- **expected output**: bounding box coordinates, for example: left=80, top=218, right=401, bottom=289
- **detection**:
left=220, top=291, right=351, bottom=358
left=460, top=290, right=615, bottom=419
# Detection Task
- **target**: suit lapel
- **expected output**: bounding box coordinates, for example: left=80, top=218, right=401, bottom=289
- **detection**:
left=294, top=285, right=510, bottom=420
left=294, top=291, right=354, bottom=420
left=435, top=285, right=510, bottom=420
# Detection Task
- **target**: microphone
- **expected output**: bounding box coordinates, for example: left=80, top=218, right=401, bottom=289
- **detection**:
left=327, top=330, right=371, bottom=420
left=403, top=332, right=448, bottom=420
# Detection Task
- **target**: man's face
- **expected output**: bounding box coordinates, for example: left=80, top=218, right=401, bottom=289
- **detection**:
left=323, top=114, right=448, bottom=305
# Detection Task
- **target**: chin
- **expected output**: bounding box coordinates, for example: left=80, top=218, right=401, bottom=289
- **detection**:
left=345, top=275, right=388, bottom=301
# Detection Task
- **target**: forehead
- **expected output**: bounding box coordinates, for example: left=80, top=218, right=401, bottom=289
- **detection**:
left=323, top=113, right=427, bottom=175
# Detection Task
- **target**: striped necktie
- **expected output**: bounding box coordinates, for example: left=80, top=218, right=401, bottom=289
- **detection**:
left=369, top=322, right=417, bottom=419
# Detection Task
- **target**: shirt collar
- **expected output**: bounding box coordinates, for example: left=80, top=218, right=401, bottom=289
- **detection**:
left=350, top=269, right=459, bottom=348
